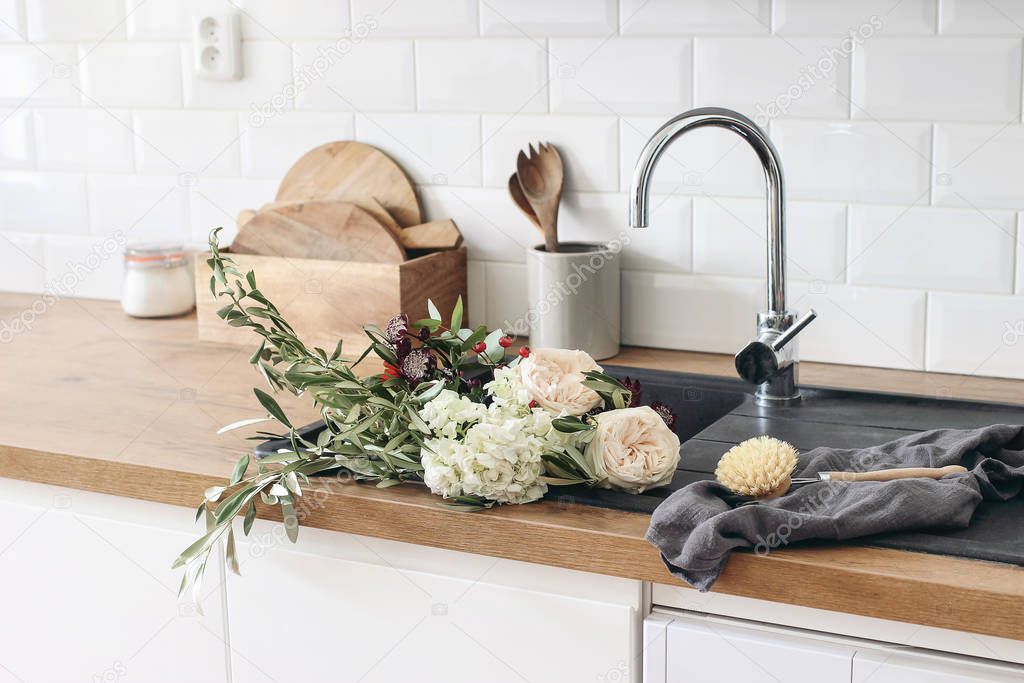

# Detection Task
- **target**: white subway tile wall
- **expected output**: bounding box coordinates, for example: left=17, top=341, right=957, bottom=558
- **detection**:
left=0, top=0, right=1021, bottom=380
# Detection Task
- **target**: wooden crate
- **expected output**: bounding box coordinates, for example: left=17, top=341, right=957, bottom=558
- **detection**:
left=195, top=247, right=467, bottom=357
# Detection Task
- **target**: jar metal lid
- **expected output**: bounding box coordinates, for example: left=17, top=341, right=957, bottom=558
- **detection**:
left=125, top=243, right=188, bottom=268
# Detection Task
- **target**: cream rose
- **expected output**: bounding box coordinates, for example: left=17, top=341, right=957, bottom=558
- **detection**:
left=586, top=406, right=681, bottom=493
left=517, top=348, right=603, bottom=416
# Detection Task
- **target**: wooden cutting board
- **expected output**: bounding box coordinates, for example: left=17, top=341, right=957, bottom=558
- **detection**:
left=230, top=201, right=406, bottom=263
left=275, top=141, right=422, bottom=228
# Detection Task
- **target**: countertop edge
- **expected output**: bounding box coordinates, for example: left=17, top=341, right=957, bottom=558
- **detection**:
left=4, top=443, right=1022, bottom=642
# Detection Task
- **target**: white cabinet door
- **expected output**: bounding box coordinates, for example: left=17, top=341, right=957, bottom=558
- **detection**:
left=226, top=517, right=642, bottom=683
left=661, top=614, right=855, bottom=683
left=854, top=649, right=1024, bottom=683
left=0, top=477, right=229, bottom=683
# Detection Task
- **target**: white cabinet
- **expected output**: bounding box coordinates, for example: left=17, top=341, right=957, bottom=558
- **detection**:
left=0, top=477, right=229, bottom=683
left=645, top=613, right=855, bottom=683
left=853, top=649, right=1023, bottom=683
left=226, top=516, right=643, bottom=683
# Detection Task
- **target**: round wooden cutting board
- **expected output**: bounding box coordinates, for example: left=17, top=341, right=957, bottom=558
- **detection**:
left=275, top=141, right=422, bottom=228
left=231, top=200, right=406, bottom=264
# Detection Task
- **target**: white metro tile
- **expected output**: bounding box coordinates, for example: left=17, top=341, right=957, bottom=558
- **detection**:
left=239, top=0, right=350, bottom=39
left=0, top=44, right=79, bottom=105
left=622, top=271, right=762, bottom=352
left=353, top=0, right=477, bottom=37
left=853, top=39, right=1022, bottom=121
left=43, top=235, right=124, bottom=300
left=81, top=42, right=182, bottom=107
left=240, top=111, right=355, bottom=179
left=125, top=0, right=205, bottom=39
left=133, top=110, right=239, bottom=176
left=620, top=117, right=765, bottom=197
left=467, top=260, right=486, bottom=326
left=695, top=38, right=851, bottom=120
left=0, top=109, right=33, bottom=168
left=559, top=192, right=692, bottom=273
left=88, top=175, right=190, bottom=244
left=294, top=40, right=414, bottom=111
left=774, top=0, right=935, bottom=35
left=33, top=109, right=133, bottom=172
left=0, top=233, right=44, bottom=293
left=933, top=124, right=1024, bottom=210
left=928, top=292, right=1024, bottom=379
left=848, top=205, right=1015, bottom=294
left=482, top=115, right=617, bottom=192
left=790, top=282, right=926, bottom=370
left=0, top=171, right=88, bottom=234
left=418, top=186, right=536, bottom=262
left=417, top=40, right=547, bottom=113
left=26, top=0, right=124, bottom=41
left=550, top=38, right=692, bottom=115
left=0, top=0, right=24, bottom=41
left=356, top=113, right=481, bottom=186
left=484, top=261, right=528, bottom=335
left=188, top=177, right=278, bottom=243
left=184, top=41, right=292, bottom=110
left=771, top=120, right=932, bottom=204
left=693, top=198, right=846, bottom=282
left=940, top=0, right=1024, bottom=34
left=481, top=0, right=616, bottom=36
left=620, top=0, right=770, bottom=35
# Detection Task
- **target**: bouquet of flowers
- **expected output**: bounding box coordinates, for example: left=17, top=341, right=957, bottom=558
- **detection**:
left=173, top=229, right=680, bottom=600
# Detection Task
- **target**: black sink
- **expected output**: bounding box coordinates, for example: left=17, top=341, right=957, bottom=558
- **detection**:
left=560, top=364, right=1024, bottom=568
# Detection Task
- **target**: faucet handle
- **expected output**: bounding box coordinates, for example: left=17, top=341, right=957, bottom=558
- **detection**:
left=734, top=309, right=817, bottom=386
left=771, top=308, right=817, bottom=352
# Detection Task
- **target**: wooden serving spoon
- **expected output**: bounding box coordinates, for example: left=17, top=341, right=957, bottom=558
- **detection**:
left=507, top=173, right=542, bottom=233
left=515, top=142, right=563, bottom=253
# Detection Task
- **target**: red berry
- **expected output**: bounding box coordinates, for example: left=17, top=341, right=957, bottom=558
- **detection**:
left=529, top=399, right=539, bottom=409
left=498, top=336, right=512, bottom=348
left=518, top=346, right=531, bottom=358
left=473, top=341, right=487, bottom=353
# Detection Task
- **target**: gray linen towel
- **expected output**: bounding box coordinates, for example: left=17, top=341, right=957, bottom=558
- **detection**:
left=646, top=425, right=1024, bottom=591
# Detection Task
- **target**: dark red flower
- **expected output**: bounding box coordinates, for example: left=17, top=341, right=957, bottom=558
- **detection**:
left=400, top=348, right=435, bottom=382
left=650, top=401, right=677, bottom=431
left=622, top=376, right=642, bottom=407
left=384, top=314, right=409, bottom=345
left=518, top=346, right=530, bottom=358
left=395, top=336, right=412, bottom=358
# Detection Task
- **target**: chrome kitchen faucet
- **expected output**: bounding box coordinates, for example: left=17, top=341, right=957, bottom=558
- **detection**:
left=628, top=107, right=816, bottom=403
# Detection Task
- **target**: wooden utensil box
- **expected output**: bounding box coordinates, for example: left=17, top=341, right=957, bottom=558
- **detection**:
left=194, top=247, right=467, bottom=356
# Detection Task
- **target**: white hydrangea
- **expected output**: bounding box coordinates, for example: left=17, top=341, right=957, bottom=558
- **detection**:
left=484, top=365, right=531, bottom=409
left=418, top=389, right=486, bottom=438
left=420, top=436, right=464, bottom=499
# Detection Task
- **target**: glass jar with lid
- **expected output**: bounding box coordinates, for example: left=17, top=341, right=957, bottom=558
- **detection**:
left=121, top=244, right=196, bottom=318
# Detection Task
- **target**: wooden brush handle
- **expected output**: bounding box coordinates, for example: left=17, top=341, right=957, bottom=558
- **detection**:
left=826, top=465, right=968, bottom=482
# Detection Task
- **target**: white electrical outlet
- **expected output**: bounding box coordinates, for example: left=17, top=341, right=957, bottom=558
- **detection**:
left=191, top=12, right=242, bottom=81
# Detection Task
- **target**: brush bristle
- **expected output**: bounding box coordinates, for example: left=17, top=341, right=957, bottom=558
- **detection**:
left=715, top=436, right=798, bottom=498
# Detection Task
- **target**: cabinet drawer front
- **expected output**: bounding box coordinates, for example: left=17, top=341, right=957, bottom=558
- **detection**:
left=854, top=649, right=1024, bottom=683
left=664, top=615, right=855, bottom=683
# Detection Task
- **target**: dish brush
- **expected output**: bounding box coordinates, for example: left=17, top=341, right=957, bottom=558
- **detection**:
left=715, top=436, right=968, bottom=500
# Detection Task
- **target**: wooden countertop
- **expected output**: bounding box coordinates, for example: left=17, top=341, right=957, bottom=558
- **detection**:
left=1, top=293, right=1022, bottom=641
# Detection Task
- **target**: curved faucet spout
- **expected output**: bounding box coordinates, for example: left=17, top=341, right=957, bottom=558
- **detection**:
left=628, top=107, right=787, bottom=315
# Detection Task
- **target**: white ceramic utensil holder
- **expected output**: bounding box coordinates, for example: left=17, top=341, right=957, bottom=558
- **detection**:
left=525, top=242, right=620, bottom=360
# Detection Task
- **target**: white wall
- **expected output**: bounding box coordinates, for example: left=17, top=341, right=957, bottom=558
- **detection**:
left=0, top=0, right=1022, bottom=379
